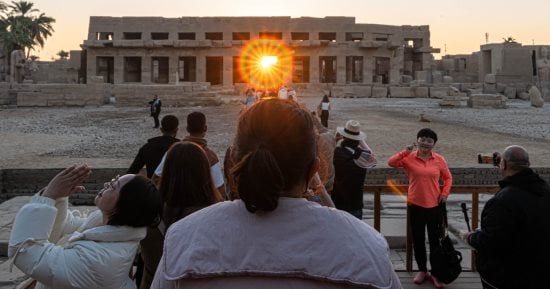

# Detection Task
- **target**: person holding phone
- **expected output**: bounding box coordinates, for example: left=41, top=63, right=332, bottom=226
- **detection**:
left=388, top=128, right=452, bottom=288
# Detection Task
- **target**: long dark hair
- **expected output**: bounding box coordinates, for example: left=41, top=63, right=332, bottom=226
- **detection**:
left=159, top=142, right=222, bottom=228
left=322, top=94, right=329, bottom=103
left=231, top=99, right=316, bottom=213
left=108, top=175, right=161, bottom=228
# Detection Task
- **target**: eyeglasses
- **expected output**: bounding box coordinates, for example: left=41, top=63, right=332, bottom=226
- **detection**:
left=103, top=175, right=120, bottom=190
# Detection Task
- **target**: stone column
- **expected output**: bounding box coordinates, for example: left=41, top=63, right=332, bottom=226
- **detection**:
left=169, top=55, right=179, bottom=84
left=337, top=55, right=346, bottom=84
left=310, top=53, right=320, bottom=84
left=142, top=56, right=152, bottom=84
left=223, top=56, right=233, bottom=86
left=114, top=56, right=124, bottom=84
left=196, top=56, right=206, bottom=82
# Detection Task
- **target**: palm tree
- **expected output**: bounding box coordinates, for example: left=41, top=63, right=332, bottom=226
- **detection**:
left=56, top=49, right=68, bottom=60
left=0, top=0, right=55, bottom=58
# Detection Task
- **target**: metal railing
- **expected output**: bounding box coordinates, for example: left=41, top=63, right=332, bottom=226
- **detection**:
left=364, top=185, right=500, bottom=272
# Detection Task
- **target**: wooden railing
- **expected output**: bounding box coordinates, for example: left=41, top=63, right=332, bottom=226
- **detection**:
left=364, top=185, right=500, bottom=272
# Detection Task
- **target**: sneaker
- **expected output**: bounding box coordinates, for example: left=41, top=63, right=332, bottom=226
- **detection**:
left=413, top=271, right=428, bottom=284
left=431, top=275, right=445, bottom=289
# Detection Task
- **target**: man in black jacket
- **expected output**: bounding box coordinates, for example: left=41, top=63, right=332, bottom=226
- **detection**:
left=149, top=95, right=162, bottom=128
left=128, top=115, right=179, bottom=178
left=463, top=145, right=550, bottom=289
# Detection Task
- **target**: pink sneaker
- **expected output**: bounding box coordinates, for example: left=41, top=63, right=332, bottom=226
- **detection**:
left=413, top=271, right=429, bottom=284
left=431, top=275, right=446, bottom=289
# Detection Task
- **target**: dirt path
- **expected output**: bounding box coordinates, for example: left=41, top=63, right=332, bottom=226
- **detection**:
left=1, top=96, right=549, bottom=169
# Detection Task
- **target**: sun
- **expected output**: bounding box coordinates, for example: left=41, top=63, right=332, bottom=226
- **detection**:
left=260, top=56, right=278, bottom=69
left=238, top=38, right=293, bottom=90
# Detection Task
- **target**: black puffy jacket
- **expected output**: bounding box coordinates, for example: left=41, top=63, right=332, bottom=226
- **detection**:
left=469, top=168, right=550, bottom=289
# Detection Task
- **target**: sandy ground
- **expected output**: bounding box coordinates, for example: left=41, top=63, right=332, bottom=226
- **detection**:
left=1, top=96, right=549, bottom=169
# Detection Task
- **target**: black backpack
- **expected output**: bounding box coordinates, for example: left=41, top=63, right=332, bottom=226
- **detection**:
left=430, top=202, right=462, bottom=284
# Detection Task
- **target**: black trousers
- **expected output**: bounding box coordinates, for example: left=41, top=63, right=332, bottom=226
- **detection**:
left=320, top=110, right=329, bottom=127
left=151, top=112, right=160, bottom=128
left=408, top=204, right=443, bottom=272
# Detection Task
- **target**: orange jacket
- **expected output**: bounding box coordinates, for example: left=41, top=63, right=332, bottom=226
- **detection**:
left=388, top=150, right=452, bottom=208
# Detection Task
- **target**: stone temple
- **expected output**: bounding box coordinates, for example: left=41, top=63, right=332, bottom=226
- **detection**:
left=82, top=16, right=438, bottom=89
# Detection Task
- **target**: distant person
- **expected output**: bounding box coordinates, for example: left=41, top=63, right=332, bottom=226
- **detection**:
left=9, top=165, right=161, bottom=289
left=139, top=142, right=223, bottom=289
left=287, top=86, right=297, bottom=102
left=332, top=120, right=377, bottom=219
left=277, top=85, right=288, bottom=100
left=128, top=115, right=180, bottom=178
left=243, top=88, right=257, bottom=108
left=151, top=99, right=401, bottom=289
left=149, top=95, right=162, bottom=128
left=318, top=94, right=330, bottom=128
left=462, top=145, right=550, bottom=289
left=388, top=128, right=452, bottom=288
left=154, top=111, right=226, bottom=198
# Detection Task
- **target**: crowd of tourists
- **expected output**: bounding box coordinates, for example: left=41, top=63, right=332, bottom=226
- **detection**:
left=8, top=96, right=550, bottom=289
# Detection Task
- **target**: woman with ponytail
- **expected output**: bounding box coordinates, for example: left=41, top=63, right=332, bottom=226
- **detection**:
left=151, top=99, right=401, bottom=289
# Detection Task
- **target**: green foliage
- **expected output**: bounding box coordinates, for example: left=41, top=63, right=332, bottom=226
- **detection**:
left=0, top=1, right=55, bottom=58
left=502, top=36, right=517, bottom=44
left=56, top=49, right=68, bottom=60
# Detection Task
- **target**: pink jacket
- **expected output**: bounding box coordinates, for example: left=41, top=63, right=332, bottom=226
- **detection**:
left=151, top=198, right=402, bottom=289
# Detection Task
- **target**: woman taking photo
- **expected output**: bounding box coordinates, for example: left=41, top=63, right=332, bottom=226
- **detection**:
left=139, top=142, right=223, bottom=289
left=151, top=99, right=401, bottom=289
left=388, top=128, right=452, bottom=289
left=9, top=165, right=161, bottom=289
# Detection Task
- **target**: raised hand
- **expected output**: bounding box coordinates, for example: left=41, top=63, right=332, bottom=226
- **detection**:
left=42, top=165, right=92, bottom=200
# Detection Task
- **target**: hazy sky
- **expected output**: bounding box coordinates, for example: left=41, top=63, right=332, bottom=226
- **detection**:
left=29, top=0, right=550, bottom=60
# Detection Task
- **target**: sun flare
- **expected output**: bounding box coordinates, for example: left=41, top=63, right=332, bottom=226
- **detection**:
left=260, top=56, right=278, bottom=69
left=238, top=38, right=293, bottom=90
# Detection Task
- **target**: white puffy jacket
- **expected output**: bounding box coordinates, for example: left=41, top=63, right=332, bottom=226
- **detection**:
left=9, top=195, right=146, bottom=289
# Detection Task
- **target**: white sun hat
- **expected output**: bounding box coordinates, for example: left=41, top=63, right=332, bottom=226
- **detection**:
left=336, top=120, right=366, bottom=141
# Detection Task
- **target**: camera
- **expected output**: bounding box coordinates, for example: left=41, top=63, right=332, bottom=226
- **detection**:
left=477, top=152, right=501, bottom=166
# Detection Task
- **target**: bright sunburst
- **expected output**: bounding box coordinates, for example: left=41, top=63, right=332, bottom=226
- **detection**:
left=238, top=38, right=293, bottom=90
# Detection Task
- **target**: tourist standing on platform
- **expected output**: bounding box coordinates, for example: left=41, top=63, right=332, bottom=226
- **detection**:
left=388, top=128, right=452, bottom=289
left=318, top=94, right=331, bottom=128
left=139, top=142, right=223, bottom=289
left=149, top=95, right=162, bottom=128
left=9, top=165, right=161, bottom=289
left=128, top=115, right=179, bottom=178
left=151, top=99, right=401, bottom=289
left=462, top=145, right=550, bottom=289
left=332, top=120, right=377, bottom=219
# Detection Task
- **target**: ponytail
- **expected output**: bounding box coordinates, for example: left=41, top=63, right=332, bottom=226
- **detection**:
left=232, top=147, right=285, bottom=213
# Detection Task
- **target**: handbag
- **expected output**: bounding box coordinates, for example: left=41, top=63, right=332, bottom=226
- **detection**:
left=429, top=202, right=462, bottom=284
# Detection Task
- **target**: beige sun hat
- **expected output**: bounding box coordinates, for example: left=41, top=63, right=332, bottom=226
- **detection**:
left=336, top=120, right=366, bottom=141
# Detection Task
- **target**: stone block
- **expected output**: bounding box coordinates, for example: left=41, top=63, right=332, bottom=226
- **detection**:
left=484, top=74, right=496, bottom=84
left=529, top=86, right=544, bottom=108
left=483, top=83, right=497, bottom=94
left=504, top=87, right=517, bottom=99
left=467, top=94, right=507, bottom=108
left=429, top=87, right=449, bottom=99
left=432, top=71, right=443, bottom=84
left=401, top=75, right=412, bottom=83
left=371, top=86, right=388, bottom=98
left=496, top=83, right=507, bottom=93
left=389, top=86, right=414, bottom=98
left=443, top=76, right=453, bottom=83
left=17, top=92, right=47, bottom=106
left=518, top=92, right=530, bottom=100
left=415, top=71, right=429, bottom=82
left=412, top=86, right=429, bottom=98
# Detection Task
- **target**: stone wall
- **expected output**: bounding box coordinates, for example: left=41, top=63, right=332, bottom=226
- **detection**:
left=2, top=167, right=549, bottom=205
